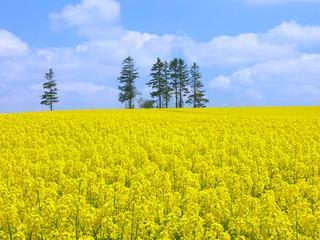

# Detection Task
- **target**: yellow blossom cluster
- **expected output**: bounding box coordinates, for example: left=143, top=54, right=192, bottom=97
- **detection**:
left=0, top=107, right=319, bottom=239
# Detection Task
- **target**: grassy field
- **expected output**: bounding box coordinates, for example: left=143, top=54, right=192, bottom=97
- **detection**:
left=0, top=107, right=319, bottom=239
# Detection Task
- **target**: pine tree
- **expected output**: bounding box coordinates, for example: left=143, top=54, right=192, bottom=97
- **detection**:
left=40, top=68, right=58, bottom=111
left=169, top=58, right=179, bottom=108
left=177, top=58, right=189, bottom=108
left=162, top=61, right=172, bottom=108
left=147, top=58, right=165, bottom=108
left=118, top=56, right=139, bottom=109
left=187, top=63, right=209, bottom=108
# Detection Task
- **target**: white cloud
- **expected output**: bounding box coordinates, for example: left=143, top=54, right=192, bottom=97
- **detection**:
left=285, top=84, right=320, bottom=97
left=209, top=76, right=232, bottom=90
left=211, top=54, right=320, bottom=104
left=230, top=54, right=320, bottom=85
left=246, top=89, right=263, bottom=100
left=48, top=0, right=192, bottom=68
left=232, top=69, right=254, bottom=84
left=0, top=88, right=40, bottom=113
left=60, top=81, right=111, bottom=95
left=49, top=1, right=320, bottom=70
left=247, top=0, right=320, bottom=5
left=185, top=33, right=297, bottom=67
left=32, top=81, right=109, bottom=95
left=0, top=30, right=29, bottom=58
left=267, top=21, right=320, bottom=45
left=184, top=21, right=320, bottom=68
left=50, top=0, right=122, bottom=38
left=239, top=54, right=320, bottom=85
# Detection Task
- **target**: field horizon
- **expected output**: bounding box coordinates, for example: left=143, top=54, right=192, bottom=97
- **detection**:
left=1, top=105, right=319, bottom=115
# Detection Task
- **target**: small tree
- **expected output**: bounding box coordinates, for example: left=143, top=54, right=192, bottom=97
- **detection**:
left=40, top=68, right=58, bottom=111
left=187, top=63, right=209, bottom=108
left=138, top=97, right=155, bottom=108
left=118, top=56, right=139, bottom=109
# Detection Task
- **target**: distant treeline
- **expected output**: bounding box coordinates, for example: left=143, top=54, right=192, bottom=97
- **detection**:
left=40, top=57, right=208, bottom=111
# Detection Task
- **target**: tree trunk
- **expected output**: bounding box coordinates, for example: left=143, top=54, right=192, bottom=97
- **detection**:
left=175, top=89, right=178, bottom=108
left=194, top=84, right=196, bottom=108
left=179, top=89, right=182, bottom=108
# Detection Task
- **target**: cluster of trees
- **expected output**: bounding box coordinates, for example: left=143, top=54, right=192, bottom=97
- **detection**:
left=118, top=56, right=209, bottom=109
left=40, top=56, right=209, bottom=111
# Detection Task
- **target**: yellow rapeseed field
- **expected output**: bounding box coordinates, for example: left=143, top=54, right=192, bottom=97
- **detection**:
left=0, top=107, right=320, bottom=239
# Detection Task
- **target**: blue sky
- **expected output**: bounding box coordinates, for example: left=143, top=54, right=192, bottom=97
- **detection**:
left=0, top=0, right=320, bottom=112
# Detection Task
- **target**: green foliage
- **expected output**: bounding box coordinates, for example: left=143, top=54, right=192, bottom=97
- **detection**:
left=177, top=58, right=189, bottom=108
left=147, top=58, right=172, bottom=108
left=169, top=58, right=180, bottom=108
left=118, top=56, right=139, bottom=109
left=147, top=58, right=166, bottom=108
left=162, top=61, right=172, bottom=108
left=40, top=68, right=58, bottom=111
left=169, top=58, right=189, bottom=108
left=187, top=63, right=209, bottom=108
left=138, top=98, right=155, bottom=109
left=121, top=57, right=208, bottom=109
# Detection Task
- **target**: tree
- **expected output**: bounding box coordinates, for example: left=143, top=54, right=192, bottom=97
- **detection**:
left=118, top=56, right=139, bottom=109
left=169, top=58, right=179, bottom=108
left=187, top=63, right=209, bottom=108
left=177, top=58, right=189, bottom=108
left=147, top=58, right=166, bottom=108
left=162, top=61, right=172, bottom=108
left=138, top=97, right=155, bottom=109
left=40, top=68, right=58, bottom=111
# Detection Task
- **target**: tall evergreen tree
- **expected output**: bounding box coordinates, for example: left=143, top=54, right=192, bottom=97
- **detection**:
left=169, top=58, right=179, bottom=108
left=118, top=56, right=139, bottom=109
left=162, top=61, right=172, bottom=108
left=187, top=62, right=209, bottom=108
left=147, top=58, right=165, bottom=108
left=40, top=68, right=58, bottom=111
left=177, top=58, right=189, bottom=108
